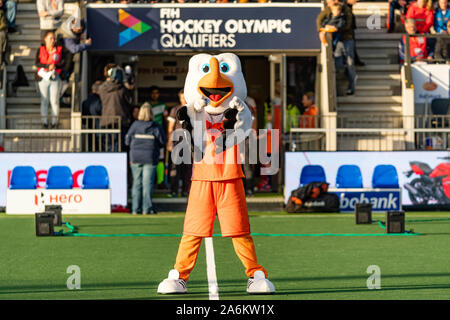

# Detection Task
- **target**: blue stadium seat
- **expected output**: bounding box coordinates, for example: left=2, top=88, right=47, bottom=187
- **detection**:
left=9, top=166, right=37, bottom=189
left=82, top=165, right=109, bottom=189
left=299, top=165, right=326, bottom=186
left=46, top=166, right=73, bottom=189
left=336, top=165, right=363, bottom=188
left=372, top=165, right=399, bottom=188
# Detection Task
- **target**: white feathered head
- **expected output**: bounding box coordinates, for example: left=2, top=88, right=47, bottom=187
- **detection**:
left=184, top=53, right=247, bottom=114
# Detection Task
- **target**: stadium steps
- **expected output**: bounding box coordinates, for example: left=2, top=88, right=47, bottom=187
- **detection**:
left=334, top=2, right=404, bottom=149
left=336, top=2, right=404, bottom=150
left=5, top=1, right=80, bottom=149
left=7, top=3, right=44, bottom=125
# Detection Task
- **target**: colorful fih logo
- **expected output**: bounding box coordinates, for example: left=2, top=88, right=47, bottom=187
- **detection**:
left=118, top=9, right=151, bottom=47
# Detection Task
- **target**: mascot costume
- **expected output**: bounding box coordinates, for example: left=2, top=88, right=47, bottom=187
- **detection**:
left=157, top=53, right=275, bottom=295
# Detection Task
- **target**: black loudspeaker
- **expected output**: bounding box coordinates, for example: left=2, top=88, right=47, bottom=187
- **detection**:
left=35, top=212, right=55, bottom=236
left=45, top=205, right=62, bottom=226
left=386, top=211, right=405, bottom=234
left=355, top=203, right=372, bottom=224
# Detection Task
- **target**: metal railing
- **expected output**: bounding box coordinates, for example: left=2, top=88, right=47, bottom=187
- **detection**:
left=286, top=114, right=450, bottom=151
left=324, top=32, right=337, bottom=113
left=0, top=63, right=6, bottom=131
left=0, top=115, right=122, bottom=152
left=403, top=33, right=450, bottom=86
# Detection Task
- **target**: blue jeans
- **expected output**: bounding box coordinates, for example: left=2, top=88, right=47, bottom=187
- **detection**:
left=130, top=163, right=156, bottom=214
left=2, top=0, right=16, bottom=28
left=38, top=75, right=61, bottom=126
left=334, top=40, right=356, bottom=91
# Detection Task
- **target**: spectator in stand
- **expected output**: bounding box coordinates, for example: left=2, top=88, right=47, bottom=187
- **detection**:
left=388, top=0, right=413, bottom=33
left=345, top=0, right=365, bottom=66
left=406, top=0, right=434, bottom=34
left=167, top=89, right=192, bottom=198
left=434, top=0, right=450, bottom=33
left=317, top=0, right=356, bottom=95
left=37, top=0, right=64, bottom=42
left=299, top=92, right=319, bottom=129
left=98, top=63, right=133, bottom=151
left=435, top=19, right=450, bottom=61
left=318, top=2, right=346, bottom=50
left=0, top=2, right=8, bottom=65
left=125, top=103, right=166, bottom=215
left=56, top=14, right=91, bottom=98
left=35, top=30, right=64, bottom=129
left=56, top=15, right=91, bottom=71
left=399, top=19, right=434, bottom=64
left=1, top=0, right=16, bottom=33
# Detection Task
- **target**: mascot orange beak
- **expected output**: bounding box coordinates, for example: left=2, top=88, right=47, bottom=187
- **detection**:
left=198, top=57, right=234, bottom=108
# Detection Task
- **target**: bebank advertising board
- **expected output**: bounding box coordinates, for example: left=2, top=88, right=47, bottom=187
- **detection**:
left=285, top=151, right=450, bottom=211
left=86, top=4, right=321, bottom=51
left=0, top=153, right=127, bottom=208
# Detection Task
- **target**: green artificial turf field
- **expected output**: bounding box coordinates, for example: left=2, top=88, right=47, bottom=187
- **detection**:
left=1, top=212, right=450, bottom=300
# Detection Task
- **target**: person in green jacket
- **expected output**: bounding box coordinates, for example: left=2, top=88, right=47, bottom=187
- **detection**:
left=286, top=102, right=301, bottom=132
left=147, top=86, right=167, bottom=127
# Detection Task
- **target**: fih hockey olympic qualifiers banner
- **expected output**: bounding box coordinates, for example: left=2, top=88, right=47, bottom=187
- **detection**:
left=86, top=3, right=321, bottom=51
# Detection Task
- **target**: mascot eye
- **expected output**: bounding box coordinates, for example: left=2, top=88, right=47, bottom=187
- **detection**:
left=201, top=63, right=210, bottom=74
left=220, top=62, right=230, bottom=73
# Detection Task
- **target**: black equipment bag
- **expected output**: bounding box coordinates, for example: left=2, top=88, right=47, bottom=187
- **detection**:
left=286, top=182, right=340, bottom=213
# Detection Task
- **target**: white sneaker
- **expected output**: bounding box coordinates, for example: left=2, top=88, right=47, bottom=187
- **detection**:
left=246, top=270, right=275, bottom=294
left=157, top=269, right=187, bottom=294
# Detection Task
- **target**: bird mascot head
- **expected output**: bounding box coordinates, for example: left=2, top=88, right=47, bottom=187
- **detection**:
left=184, top=53, right=247, bottom=114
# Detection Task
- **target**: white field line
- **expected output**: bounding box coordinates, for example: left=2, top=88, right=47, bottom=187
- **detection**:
left=204, top=237, right=219, bottom=300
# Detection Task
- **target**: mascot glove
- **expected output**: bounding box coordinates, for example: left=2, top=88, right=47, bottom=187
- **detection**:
left=193, top=97, right=208, bottom=113
left=229, top=96, right=252, bottom=132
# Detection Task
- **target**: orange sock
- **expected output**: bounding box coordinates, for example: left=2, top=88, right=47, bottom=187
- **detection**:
left=174, top=234, right=268, bottom=282
left=174, top=235, right=203, bottom=282
left=232, top=235, right=268, bottom=278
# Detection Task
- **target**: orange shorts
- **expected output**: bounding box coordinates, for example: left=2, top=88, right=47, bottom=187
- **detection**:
left=183, top=179, right=250, bottom=237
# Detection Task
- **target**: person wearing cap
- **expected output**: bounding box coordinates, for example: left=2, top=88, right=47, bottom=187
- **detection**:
left=55, top=13, right=91, bottom=97
left=55, top=14, right=91, bottom=55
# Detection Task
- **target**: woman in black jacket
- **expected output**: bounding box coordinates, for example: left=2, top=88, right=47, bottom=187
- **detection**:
left=125, top=103, right=167, bottom=215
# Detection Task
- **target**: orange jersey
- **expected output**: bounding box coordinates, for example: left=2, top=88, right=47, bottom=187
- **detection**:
left=191, top=113, right=244, bottom=181
left=299, top=105, right=319, bottom=128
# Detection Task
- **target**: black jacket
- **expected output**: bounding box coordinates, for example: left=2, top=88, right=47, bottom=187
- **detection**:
left=82, top=93, right=102, bottom=116
left=125, top=120, right=167, bottom=165
left=98, top=80, right=132, bottom=128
